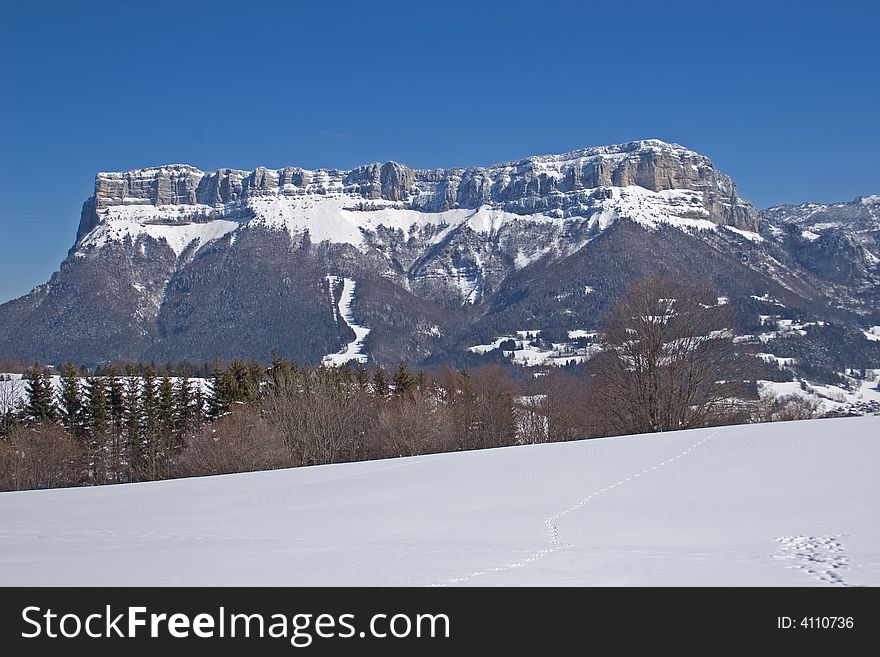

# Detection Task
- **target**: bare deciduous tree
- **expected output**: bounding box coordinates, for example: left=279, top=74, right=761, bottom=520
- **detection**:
left=174, top=406, right=289, bottom=477
left=518, top=369, right=592, bottom=444
left=592, top=276, right=754, bottom=436
left=0, top=424, right=84, bottom=491
left=262, top=365, right=368, bottom=466
left=434, top=366, right=518, bottom=451
left=373, top=390, right=448, bottom=458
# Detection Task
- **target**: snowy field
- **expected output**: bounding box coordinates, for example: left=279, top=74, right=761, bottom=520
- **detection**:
left=0, top=416, right=877, bottom=586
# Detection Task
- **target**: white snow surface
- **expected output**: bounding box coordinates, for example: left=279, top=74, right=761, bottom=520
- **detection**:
left=1, top=416, right=877, bottom=586
left=723, top=225, right=764, bottom=242
left=321, top=277, right=370, bottom=365
left=79, top=204, right=239, bottom=258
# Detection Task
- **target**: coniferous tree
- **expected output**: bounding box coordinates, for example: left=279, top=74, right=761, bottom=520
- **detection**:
left=337, top=363, right=353, bottom=386
left=268, top=357, right=291, bottom=391
left=84, top=376, right=109, bottom=484
left=25, top=364, right=56, bottom=424
left=230, top=359, right=260, bottom=405
left=209, top=360, right=262, bottom=416
left=105, top=364, right=126, bottom=483
left=192, top=383, right=205, bottom=430
left=246, top=361, right=264, bottom=403
left=58, top=362, right=84, bottom=438
left=157, top=373, right=177, bottom=478
left=106, top=364, right=125, bottom=432
left=372, top=367, right=388, bottom=399
left=141, top=365, right=160, bottom=480
left=176, top=370, right=193, bottom=436
left=393, top=363, right=415, bottom=397
left=208, top=363, right=234, bottom=417
left=123, top=364, right=142, bottom=482
left=451, top=368, right=478, bottom=450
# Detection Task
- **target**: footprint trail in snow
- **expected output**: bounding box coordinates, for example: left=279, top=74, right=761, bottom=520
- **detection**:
left=774, top=535, right=851, bottom=586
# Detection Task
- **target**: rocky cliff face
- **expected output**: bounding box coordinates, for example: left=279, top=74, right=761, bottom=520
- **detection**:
left=75, top=139, right=759, bottom=245
left=2, top=141, right=877, bottom=371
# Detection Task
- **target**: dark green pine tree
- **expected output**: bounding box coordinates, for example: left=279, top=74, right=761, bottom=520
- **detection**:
left=208, top=363, right=234, bottom=417
left=84, top=376, right=109, bottom=484
left=123, top=364, right=142, bottom=482
left=105, top=364, right=126, bottom=484
left=157, top=373, right=177, bottom=478
left=192, top=383, right=205, bottom=430
left=141, top=365, right=160, bottom=481
left=393, top=363, right=415, bottom=397
left=208, top=360, right=264, bottom=417
left=25, top=364, right=57, bottom=424
left=371, top=367, right=388, bottom=399
left=106, top=364, right=126, bottom=433
left=175, top=370, right=193, bottom=435
left=58, top=362, right=84, bottom=438
left=246, top=361, right=264, bottom=403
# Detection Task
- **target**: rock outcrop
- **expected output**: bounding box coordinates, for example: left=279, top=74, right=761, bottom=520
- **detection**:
left=77, top=140, right=760, bottom=242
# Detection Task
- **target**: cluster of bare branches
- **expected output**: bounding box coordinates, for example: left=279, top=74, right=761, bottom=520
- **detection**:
left=174, top=406, right=288, bottom=477
left=260, top=362, right=520, bottom=465
left=590, top=276, right=755, bottom=436
left=0, top=424, right=83, bottom=491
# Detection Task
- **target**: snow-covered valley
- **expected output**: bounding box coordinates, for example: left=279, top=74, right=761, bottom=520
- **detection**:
left=1, top=416, right=877, bottom=586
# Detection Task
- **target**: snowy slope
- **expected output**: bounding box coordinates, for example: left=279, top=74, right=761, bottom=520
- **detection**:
left=1, top=417, right=877, bottom=586
left=322, top=276, right=370, bottom=365
left=78, top=204, right=239, bottom=258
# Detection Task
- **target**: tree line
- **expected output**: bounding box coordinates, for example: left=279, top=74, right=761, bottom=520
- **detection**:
left=1, top=276, right=821, bottom=493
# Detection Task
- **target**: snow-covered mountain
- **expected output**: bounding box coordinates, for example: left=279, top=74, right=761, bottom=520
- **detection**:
left=1, top=416, right=877, bottom=585
left=69, top=139, right=759, bottom=308
left=0, top=140, right=877, bottom=371
left=762, top=195, right=880, bottom=289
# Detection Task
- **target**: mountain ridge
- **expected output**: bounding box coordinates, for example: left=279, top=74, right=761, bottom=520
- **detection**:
left=1, top=140, right=878, bottom=374
left=77, top=138, right=759, bottom=239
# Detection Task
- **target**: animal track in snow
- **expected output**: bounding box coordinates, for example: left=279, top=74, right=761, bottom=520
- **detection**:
left=774, top=535, right=851, bottom=586
left=544, top=431, right=717, bottom=548
left=433, top=429, right=719, bottom=586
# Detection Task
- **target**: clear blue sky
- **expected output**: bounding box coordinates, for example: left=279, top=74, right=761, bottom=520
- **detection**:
left=1, top=0, right=877, bottom=303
